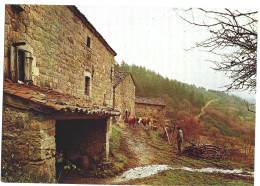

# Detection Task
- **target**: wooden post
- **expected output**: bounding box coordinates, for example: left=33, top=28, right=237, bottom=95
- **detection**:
left=105, top=117, right=112, bottom=160
left=164, top=127, right=171, bottom=145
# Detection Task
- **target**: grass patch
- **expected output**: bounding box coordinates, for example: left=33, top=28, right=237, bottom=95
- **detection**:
left=169, top=154, right=252, bottom=171
left=132, top=169, right=253, bottom=185
left=110, top=127, right=128, bottom=173
left=149, top=130, right=173, bottom=151
left=110, top=128, right=120, bottom=150
left=113, top=153, right=128, bottom=170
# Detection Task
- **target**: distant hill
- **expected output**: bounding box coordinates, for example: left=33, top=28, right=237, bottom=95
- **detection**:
left=115, top=61, right=255, bottom=139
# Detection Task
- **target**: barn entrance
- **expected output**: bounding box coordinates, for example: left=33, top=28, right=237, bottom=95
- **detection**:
left=55, top=118, right=108, bottom=179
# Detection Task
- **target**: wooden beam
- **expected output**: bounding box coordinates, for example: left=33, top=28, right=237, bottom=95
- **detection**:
left=49, top=113, right=110, bottom=120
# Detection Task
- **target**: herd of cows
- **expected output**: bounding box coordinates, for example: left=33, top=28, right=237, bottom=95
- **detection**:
left=124, top=116, right=159, bottom=131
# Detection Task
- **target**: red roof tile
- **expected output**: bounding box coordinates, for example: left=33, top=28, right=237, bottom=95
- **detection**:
left=3, top=81, right=120, bottom=117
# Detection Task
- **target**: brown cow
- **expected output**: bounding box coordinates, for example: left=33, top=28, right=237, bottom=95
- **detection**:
left=141, top=118, right=151, bottom=129
left=124, top=116, right=137, bottom=128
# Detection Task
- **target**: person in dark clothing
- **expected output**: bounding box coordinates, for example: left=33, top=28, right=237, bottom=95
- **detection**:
left=176, top=127, right=183, bottom=154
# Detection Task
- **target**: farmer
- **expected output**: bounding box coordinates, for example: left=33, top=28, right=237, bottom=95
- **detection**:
left=176, top=127, right=183, bottom=155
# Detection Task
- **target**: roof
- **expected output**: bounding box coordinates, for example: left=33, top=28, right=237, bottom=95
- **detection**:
left=68, top=6, right=117, bottom=56
left=135, top=96, right=166, bottom=106
left=113, top=71, right=136, bottom=88
left=3, top=81, right=120, bottom=118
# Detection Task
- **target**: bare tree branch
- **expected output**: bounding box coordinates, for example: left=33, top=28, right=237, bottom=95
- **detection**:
left=174, top=8, right=258, bottom=92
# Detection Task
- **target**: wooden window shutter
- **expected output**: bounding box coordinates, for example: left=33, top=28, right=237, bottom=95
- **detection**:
left=10, top=45, right=17, bottom=82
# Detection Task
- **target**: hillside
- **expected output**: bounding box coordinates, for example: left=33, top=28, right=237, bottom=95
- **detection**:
left=115, top=61, right=255, bottom=165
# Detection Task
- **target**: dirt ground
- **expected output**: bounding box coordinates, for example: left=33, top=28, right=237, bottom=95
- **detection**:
left=115, top=124, right=168, bottom=167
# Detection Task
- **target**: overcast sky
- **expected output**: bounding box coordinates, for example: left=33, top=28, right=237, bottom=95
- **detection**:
left=77, top=5, right=256, bottom=103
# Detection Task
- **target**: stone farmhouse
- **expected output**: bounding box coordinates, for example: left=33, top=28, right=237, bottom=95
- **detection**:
left=113, top=71, right=167, bottom=123
left=135, top=96, right=166, bottom=122
left=113, top=71, right=136, bottom=122
left=2, top=5, right=120, bottom=182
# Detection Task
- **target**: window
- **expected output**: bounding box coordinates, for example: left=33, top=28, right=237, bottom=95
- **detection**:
left=85, top=76, right=90, bottom=96
left=10, top=43, right=34, bottom=84
left=18, top=50, right=33, bottom=82
left=87, top=36, right=91, bottom=47
left=110, top=67, right=113, bottom=81
left=84, top=71, right=91, bottom=98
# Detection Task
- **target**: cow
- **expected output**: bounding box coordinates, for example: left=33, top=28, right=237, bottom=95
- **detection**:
left=152, top=119, right=158, bottom=123
left=124, top=116, right=137, bottom=128
left=151, top=125, right=158, bottom=131
left=141, top=118, right=151, bottom=129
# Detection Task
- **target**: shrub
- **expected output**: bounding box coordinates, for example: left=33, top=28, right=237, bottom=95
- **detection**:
left=178, top=118, right=202, bottom=142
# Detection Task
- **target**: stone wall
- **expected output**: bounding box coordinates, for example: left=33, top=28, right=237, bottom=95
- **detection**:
left=114, top=74, right=135, bottom=121
left=2, top=105, right=112, bottom=182
left=135, top=103, right=167, bottom=124
left=2, top=105, right=56, bottom=182
left=4, top=5, right=114, bottom=107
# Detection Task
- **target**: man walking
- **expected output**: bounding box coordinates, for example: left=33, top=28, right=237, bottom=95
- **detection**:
left=176, top=127, right=183, bottom=155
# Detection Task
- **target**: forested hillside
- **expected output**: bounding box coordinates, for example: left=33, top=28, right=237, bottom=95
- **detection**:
left=115, top=61, right=255, bottom=165
left=115, top=61, right=255, bottom=121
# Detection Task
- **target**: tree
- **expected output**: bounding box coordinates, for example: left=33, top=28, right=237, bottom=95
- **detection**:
left=175, top=8, right=258, bottom=92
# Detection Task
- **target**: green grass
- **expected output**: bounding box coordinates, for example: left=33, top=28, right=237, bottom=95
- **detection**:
left=149, top=130, right=173, bottom=151
left=110, top=128, right=120, bottom=149
left=169, top=156, right=252, bottom=171
left=110, top=127, right=128, bottom=172
left=132, top=169, right=253, bottom=185
left=113, top=153, right=127, bottom=170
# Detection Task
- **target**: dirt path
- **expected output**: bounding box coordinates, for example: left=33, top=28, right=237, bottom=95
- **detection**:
left=114, top=125, right=161, bottom=167
left=195, top=99, right=218, bottom=120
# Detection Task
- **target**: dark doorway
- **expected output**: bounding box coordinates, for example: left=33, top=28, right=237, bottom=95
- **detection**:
left=55, top=119, right=107, bottom=180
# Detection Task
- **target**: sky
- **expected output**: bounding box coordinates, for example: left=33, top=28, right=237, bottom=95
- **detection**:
left=76, top=5, right=256, bottom=103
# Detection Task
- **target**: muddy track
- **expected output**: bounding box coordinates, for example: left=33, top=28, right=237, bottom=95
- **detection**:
left=114, top=125, right=162, bottom=167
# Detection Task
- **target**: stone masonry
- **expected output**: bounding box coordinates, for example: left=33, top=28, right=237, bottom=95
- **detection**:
left=4, top=5, right=115, bottom=107
left=135, top=96, right=167, bottom=123
left=2, top=105, right=56, bottom=182
left=3, top=5, right=118, bottom=182
left=113, top=72, right=136, bottom=122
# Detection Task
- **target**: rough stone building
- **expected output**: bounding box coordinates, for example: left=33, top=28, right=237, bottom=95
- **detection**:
left=135, top=96, right=166, bottom=122
left=113, top=71, right=136, bottom=122
left=2, top=5, right=119, bottom=182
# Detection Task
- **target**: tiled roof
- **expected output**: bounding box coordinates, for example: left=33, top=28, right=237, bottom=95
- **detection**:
left=135, top=96, right=166, bottom=106
left=3, top=81, right=120, bottom=117
left=113, top=71, right=136, bottom=88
